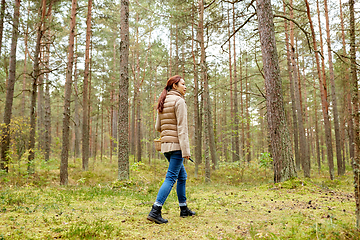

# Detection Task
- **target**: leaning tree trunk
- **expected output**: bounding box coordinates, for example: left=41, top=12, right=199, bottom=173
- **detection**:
left=28, top=0, right=47, bottom=173
left=82, top=0, right=92, bottom=171
left=349, top=0, right=360, bottom=228
left=0, top=0, right=21, bottom=172
left=256, top=0, right=297, bottom=182
left=60, top=0, right=77, bottom=185
left=118, top=0, right=130, bottom=180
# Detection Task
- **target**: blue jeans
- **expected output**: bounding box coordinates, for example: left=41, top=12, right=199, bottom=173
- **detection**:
left=155, top=150, right=187, bottom=205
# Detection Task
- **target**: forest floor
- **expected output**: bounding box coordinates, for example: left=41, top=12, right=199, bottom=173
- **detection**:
left=0, top=156, right=359, bottom=239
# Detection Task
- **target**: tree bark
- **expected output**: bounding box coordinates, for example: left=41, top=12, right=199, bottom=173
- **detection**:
left=290, top=0, right=310, bottom=177
left=82, top=0, right=92, bottom=171
left=60, top=0, right=77, bottom=185
left=73, top=35, right=80, bottom=159
left=198, top=0, right=211, bottom=182
left=314, top=0, right=334, bottom=179
left=118, top=0, right=130, bottom=180
left=349, top=0, right=360, bottom=228
left=0, top=0, right=6, bottom=57
left=28, top=0, right=47, bottom=173
left=339, top=0, right=352, bottom=173
left=283, top=2, right=300, bottom=171
left=232, top=3, right=240, bottom=163
left=0, top=0, right=21, bottom=172
left=191, top=16, right=201, bottom=177
left=44, top=1, right=53, bottom=162
left=256, top=0, right=297, bottom=182
left=323, top=0, right=342, bottom=176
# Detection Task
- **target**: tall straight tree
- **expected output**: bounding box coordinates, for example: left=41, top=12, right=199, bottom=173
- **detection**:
left=0, top=0, right=6, bottom=57
left=256, top=0, right=297, bottom=182
left=118, top=0, right=129, bottom=180
left=232, top=3, right=239, bottom=163
left=198, top=0, right=210, bottom=182
left=306, top=0, right=334, bottom=180
left=0, top=0, right=21, bottom=172
left=44, top=1, right=53, bottom=162
left=349, top=0, right=360, bottom=228
left=339, top=0, right=354, bottom=163
left=323, top=0, right=342, bottom=175
left=289, top=0, right=310, bottom=177
left=191, top=9, right=201, bottom=177
left=28, top=0, right=47, bottom=173
left=82, top=0, right=92, bottom=171
left=60, top=0, right=77, bottom=185
left=283, top=2, right=300, bottom=171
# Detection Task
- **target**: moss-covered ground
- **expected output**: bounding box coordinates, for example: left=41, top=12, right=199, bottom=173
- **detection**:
left=0, top=156, right=358, bottom=239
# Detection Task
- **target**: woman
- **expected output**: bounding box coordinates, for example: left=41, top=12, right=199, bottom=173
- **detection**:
left=147, top=75, right=196, bottom=224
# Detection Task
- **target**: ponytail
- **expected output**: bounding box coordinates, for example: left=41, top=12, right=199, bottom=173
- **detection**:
left=157, top=75, right=182, bottom=113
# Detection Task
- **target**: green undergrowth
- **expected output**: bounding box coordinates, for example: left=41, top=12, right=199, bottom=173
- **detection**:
left=0, top=156, right=359, bottom=239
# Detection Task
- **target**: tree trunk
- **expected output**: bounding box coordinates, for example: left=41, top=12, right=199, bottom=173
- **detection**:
left=60, top=0, right=77, bottom=185
left=245, top=54, right=251, bottom=163
left=0, top=0, right=6, bottom=57
left=198, top=0, right=211, bottom=182
left=283, top=2, right=300, bottom=171
left=44, top=1, right=53, bottom=162
left=339, top=0, right=352, bottom=173
left=227, top=7, right=235, bottom=163
left=136, top=97, right=141, bottom=162
left=73, top=35, right=80, bottom=159
left=290, top=0, right=310, bottom=177
left=323, top=0, right=342, bottom=176
left=191, top=16, right=201, bottom=177
left=82, top=0, right=92, bottom=171
left=349, top=0, right=360, bottom=228
left=232, top=3, right=240, bottom=163
left=256, top=0, right=297, bottom=182
left=28, top=0, right=47, bottom=173
left=118, top=0, right=130, bottom=180
left=0, top=0, right=21, bottom=172
left=314, top=0, right=334, bottom=179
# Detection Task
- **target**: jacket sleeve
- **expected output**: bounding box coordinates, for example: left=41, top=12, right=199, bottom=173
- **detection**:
left=155, top=113, right=161, bottom=133
left=175, top=98, right=191, bottom=158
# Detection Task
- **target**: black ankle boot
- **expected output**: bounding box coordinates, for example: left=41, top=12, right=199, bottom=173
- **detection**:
left=147, top=205, right=168, bottom=224
left=180, top=206, right=196, bottom=217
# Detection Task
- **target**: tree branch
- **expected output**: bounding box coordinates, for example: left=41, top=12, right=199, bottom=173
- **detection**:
left=221, top=12, right=256, bottom=51
left=273, top=14, right=312, bottom=53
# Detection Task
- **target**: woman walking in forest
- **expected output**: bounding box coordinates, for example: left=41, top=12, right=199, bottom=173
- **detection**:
left=147, top=75, right=196, bottom=224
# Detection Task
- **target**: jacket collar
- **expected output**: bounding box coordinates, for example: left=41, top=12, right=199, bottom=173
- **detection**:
left=168, top=89, right=184, bottom=99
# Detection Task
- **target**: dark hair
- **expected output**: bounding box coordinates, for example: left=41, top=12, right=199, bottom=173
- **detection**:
left=157, top=75, right=182, bottom=113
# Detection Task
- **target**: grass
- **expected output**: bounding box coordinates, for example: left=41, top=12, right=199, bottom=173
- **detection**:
left=0, top=155, right=359, bottom=239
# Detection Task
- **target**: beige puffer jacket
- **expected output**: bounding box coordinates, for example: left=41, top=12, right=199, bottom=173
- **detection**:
left=155, top=89, right=190, bottom=158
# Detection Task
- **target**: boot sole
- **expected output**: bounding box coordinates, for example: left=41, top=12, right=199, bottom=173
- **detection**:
left=147, top=216, right=168, bottom=224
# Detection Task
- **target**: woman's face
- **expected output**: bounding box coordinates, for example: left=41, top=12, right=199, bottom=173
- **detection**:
left=173, top=78, right=186, bottom=95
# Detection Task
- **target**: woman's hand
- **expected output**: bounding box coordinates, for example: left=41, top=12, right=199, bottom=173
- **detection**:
left=184, top=156, right=190, bottom=160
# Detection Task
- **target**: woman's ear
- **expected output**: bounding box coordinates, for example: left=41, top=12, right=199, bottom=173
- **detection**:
left=172, top=83, right=177, bottom=90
